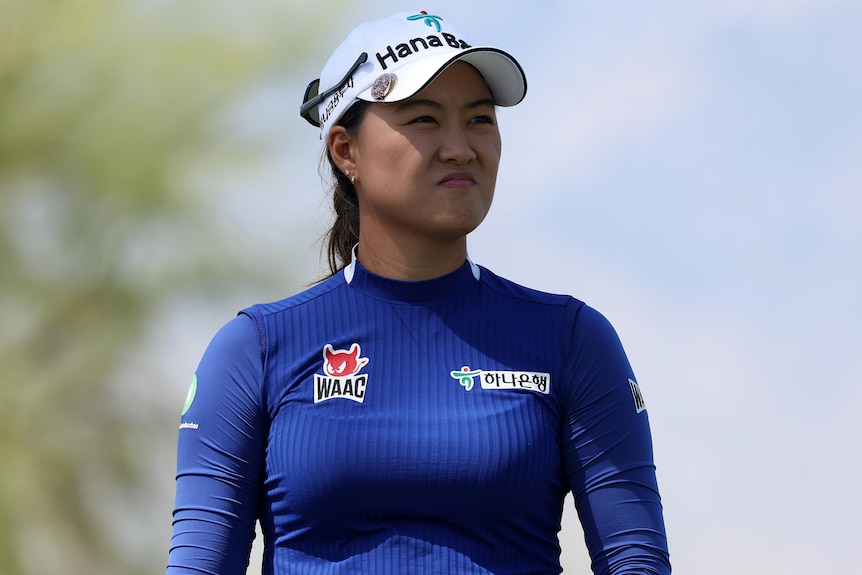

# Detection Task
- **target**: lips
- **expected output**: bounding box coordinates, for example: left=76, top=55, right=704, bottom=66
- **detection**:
left=438, top=171, right=476, bottom=188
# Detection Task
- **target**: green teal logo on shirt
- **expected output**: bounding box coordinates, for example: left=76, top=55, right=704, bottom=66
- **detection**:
left=450, top=366, right=482, bottom=391
left=182, top=374, right=198, bottom=416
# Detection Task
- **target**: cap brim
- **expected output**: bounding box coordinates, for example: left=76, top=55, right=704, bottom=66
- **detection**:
left=357, top=47, right=526, bottom=107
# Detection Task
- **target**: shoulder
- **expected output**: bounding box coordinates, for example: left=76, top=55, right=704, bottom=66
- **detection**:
left=196, top=311, right=266, bottom=372
left=477, top=265, right=583, bottom=309
left=241, top=271, right=348, bottom=321
left=475, top=265, right=624, bottom=346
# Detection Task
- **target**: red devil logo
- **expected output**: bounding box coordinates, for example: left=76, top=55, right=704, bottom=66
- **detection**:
left=323, top=343, right=369, bottom=377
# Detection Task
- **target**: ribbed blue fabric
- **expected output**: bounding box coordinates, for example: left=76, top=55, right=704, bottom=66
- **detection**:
left=168, top=259, right=671, bottom=575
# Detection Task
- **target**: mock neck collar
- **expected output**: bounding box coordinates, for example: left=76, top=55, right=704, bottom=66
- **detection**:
left=343, top=252, right=481, bottom=304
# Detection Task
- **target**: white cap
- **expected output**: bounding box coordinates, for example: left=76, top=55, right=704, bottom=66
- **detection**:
left=300, top=11, right=527, bottom=140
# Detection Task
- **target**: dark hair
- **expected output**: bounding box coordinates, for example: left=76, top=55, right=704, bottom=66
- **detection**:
left=321, top=101, right=370, bottom=277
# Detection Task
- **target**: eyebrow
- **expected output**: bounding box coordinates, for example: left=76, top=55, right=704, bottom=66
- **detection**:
left=393, top=97, right=496, bottom=114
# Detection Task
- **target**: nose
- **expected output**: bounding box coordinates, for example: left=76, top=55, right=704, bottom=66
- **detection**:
left=438, top=123, right=477, bottom=165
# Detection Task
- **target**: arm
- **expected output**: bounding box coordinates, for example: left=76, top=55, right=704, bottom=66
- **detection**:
left=562, top=303, right=671, bottom=575
left=167, top=313, right=266, bottom=574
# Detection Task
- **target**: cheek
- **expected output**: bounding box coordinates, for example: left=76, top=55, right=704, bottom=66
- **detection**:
left=484, top=148, right=502, bottom=182
left=365, top=144, right=425, bottom=187
left=359, top=132, right=414, bottom=172
left=478, top=134, right=502, bottom=168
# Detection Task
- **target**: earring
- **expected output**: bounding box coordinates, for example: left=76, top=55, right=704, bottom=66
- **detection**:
left=345, top=170, right=356, bottom=185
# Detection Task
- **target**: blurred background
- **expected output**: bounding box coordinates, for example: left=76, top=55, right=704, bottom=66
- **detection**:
left=1, top=0, right=859, bottom=574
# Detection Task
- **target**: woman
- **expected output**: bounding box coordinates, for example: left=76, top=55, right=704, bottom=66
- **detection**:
left=168, top=11, right=671, bottom=575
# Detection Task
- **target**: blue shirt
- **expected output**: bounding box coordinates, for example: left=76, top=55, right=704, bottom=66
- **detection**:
left=168, top=258, right=671, bottom=574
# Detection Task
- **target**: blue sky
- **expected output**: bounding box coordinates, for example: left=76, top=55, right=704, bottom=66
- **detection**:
left=169, top=1, right=861, bottom=572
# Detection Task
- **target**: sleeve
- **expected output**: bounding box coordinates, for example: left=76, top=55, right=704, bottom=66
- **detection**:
left=167, top=313, right=267, bottom=575
left=562, top=302, right=671, bottom=575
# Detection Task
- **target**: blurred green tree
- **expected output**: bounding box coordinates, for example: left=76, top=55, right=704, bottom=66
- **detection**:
left=0, top=1, right=332, bottom=573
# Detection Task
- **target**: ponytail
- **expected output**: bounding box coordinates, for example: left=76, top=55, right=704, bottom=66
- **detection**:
left=321, top=101, right=369, bottom=277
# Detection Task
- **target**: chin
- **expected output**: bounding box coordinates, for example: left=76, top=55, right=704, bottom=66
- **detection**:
left=438, top=216, right=487, bottom=239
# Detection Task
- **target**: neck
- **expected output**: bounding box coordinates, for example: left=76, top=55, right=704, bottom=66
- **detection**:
left=356, top=233, right=468, bottom=281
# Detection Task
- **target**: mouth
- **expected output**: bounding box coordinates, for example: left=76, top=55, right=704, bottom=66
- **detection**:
left=438, top=172, right=477, bottom=189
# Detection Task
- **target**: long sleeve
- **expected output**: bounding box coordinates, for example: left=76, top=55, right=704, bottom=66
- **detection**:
left=562, top=303, right=671, bottom=575
left=167, top=314, right=267, bottom=574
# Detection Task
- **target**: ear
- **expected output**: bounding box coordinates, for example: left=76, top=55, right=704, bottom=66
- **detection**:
left=327, top=126, right=357, bottom=176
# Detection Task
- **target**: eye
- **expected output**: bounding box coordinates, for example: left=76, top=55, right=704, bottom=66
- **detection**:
left=409, top=115, right=437, bottom=124
left=470, top=114, right=496, bottom=125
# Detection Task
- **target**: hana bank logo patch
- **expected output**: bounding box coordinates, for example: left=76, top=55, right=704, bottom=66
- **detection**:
left=450, top=366, right=550, bottom=394
left=314, top=343, right=370, bottom=404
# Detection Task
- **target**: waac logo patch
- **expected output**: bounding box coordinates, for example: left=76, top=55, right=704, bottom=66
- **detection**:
left=314, top=343, right=370, bottom=404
